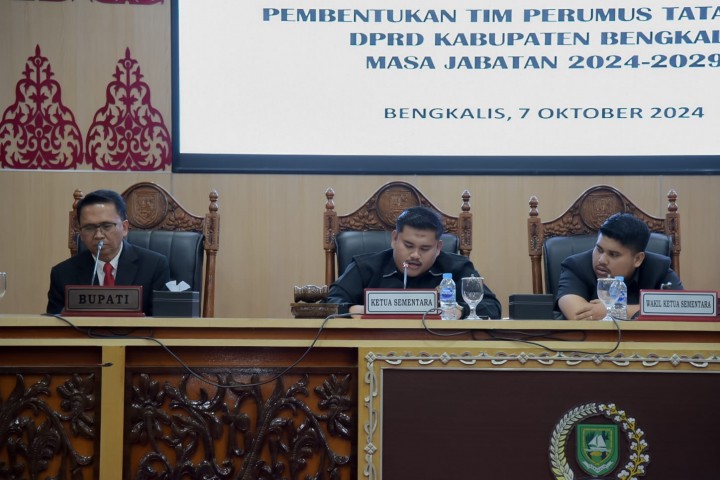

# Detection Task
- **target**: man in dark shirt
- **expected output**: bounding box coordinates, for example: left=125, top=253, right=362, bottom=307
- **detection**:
left=556, top=212, right=683, bottom=320
left=327, top=206, right=501, bottom=319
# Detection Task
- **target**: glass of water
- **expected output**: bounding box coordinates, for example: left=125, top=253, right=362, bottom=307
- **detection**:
left=596, top=277, right=620, bottom=321
left=0, top=272, right=6, bottom=299
left=461, top=276, right=484, bottom=320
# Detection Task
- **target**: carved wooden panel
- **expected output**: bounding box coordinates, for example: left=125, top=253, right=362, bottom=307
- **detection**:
left=0, top=369, right=99, bottom=480
left=123, top=183, right=204, bottom=232
left=334, top=183, right=460, bottom=234
left=125, top=368, right=355, bottom=480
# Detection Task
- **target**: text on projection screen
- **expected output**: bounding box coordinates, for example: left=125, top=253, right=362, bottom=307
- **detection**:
left=177, top=1, right=718, bottom=157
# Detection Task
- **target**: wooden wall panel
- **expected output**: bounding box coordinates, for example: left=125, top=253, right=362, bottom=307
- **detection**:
left=1, top=172, right=718, bottom=318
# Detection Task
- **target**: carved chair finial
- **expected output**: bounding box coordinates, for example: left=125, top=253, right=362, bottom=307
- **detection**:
left=325, top=188, right=335, bottom=211
left=528, top=195, right=539, bottom=217
left=208, top=190, right=219, bottom=213
left=72, top=188, right=84, bottom=209
left=667, top=189, right=678, bottom=213
left=461, top=190, right=471, bottom=212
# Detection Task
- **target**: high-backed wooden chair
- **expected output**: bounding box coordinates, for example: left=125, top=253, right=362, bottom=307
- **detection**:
left=527, top=185, right=680, bottom=296
left=69, top=182, right=220, bottom=317
left=323, top=181, right=472, bottom=286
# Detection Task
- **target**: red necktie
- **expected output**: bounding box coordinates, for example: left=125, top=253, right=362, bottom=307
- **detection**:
left=103, top=262, right=115, bottom=286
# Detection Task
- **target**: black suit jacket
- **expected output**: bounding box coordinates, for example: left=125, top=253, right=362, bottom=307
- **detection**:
left=555, top=249, right=683, bottom=311
left=327, top=249, right=502, bottom=319
left=47, top=240, right=170, bottom=316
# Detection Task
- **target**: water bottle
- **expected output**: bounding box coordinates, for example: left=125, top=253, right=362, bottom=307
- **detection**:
left=439, top=273, right=457, bottom=320
left=613, top=276, right=628, bottom=320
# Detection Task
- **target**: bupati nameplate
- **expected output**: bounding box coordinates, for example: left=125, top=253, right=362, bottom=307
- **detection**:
left=364, top=289, right=438, bottom=315
left=638, top=289, right=718, bottom=321
left=63, top=285, right=143, bottom=316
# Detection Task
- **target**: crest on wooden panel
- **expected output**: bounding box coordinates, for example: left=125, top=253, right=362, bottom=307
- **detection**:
left=126, top=189, right=168, bottom=228
left=376, top=185, right=421, bottom=227
left=579, top=192, right=624, bottom=230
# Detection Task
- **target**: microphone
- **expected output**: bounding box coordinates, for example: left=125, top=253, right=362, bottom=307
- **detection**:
left=91, top=240, right=104, bottom=286
left=403, top=262, right=408, bottom=289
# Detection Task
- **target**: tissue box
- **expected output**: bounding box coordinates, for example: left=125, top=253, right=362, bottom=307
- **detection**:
left=153, top=290, right=200, bottom=317
left=509, top=294, right=555, bottom=320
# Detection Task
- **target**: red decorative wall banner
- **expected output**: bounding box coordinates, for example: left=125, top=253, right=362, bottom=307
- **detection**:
left=93, top=0, right=165, bottom=4
left=85, top=48, right=171, bottom=171
left=25, top=0, right=164, bottom=4
left=0, top=45, right=83, bottom=170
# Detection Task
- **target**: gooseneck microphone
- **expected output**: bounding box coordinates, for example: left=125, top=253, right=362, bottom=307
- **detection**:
left=403, top=262, right=409, bottom=289
left=91, top=240, right=104, bottom=285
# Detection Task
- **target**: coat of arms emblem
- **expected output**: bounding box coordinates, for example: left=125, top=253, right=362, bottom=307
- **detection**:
left=576, top=424, right=619, bottom=477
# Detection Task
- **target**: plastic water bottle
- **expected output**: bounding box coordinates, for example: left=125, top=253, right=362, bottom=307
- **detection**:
left=613, top=276, right=628, bottom=320
left=439, top=273, right=457, bottom=320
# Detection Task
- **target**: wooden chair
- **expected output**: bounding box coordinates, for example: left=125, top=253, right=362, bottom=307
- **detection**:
left=527, top=185, right=680, bottom=296
left=69, top=182, right=220, bottom=317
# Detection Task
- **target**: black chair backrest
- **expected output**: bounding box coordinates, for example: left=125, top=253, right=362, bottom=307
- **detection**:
left=77, top=230, right=204, bottom=291
left=543, top=232, right=673, bottom=297
left=335, top=231, right=459, bottom=278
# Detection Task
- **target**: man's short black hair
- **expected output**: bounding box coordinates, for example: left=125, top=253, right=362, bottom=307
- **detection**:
left=599, top=213, right=650, bottom=254
left=76, top=189, right=127, bottom=222
left=396, top=206, right=443, bottom=240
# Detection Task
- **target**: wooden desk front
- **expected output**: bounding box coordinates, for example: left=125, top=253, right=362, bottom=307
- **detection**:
left=0, top=316, right=718, bottom=479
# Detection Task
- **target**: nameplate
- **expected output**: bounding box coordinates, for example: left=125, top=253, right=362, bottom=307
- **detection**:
left=638, top=290, right=718, bottom=321
left=63, top=285, right=144, bottom=316
left=364, top=289, right=438, bottom=315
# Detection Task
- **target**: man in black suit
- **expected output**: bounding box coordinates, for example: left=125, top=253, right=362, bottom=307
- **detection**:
left=47, top=189, right=170, bottom=316
left=556, top=212, right=683, bottom=320
left=327, top=206, right=502, bottom=319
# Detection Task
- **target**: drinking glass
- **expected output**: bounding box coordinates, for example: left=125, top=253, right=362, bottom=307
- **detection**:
left=461, top=276, right=484, bottom=320
left=0, top=272, right=6, bottom=299
left=596, top=277, right=620, bottom=321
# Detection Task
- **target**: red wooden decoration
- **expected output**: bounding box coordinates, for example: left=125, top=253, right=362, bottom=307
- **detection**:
left=0, top=45, right=83, bottom=170
left=85, top=48, right=171, bottom=171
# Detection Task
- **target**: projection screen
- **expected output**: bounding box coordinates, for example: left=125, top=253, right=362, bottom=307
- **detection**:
left=171, top=0, right=720, bottom=174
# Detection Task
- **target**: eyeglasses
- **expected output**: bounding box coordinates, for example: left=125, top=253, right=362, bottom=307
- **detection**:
left=80, top=222, right=120, bottom=234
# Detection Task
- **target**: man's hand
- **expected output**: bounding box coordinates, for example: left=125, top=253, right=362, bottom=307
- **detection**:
left=558, top=295, right=607, bottom=320
left=349, top=305, right=365, bottom=315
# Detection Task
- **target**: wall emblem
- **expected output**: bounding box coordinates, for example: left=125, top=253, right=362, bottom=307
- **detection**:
left=549, top=403, right=649, bottom=480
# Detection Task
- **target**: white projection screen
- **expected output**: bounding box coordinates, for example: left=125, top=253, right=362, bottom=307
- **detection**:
left=171, top=0, right=720, bottom=174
